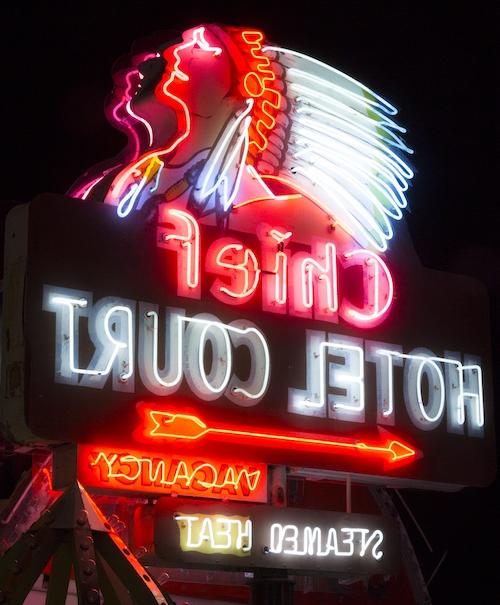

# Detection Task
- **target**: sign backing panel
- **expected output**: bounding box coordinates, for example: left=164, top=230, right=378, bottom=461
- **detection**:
left=154, top=498, right=400, bottom=576
left=1, top=195, right=495, bottom=489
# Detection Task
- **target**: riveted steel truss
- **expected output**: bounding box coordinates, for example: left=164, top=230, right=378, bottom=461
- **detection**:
left=0, top=481, right=175, bottom=605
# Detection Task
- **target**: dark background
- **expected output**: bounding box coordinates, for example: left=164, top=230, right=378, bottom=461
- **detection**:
left=1, top=1, right=498, bottom=602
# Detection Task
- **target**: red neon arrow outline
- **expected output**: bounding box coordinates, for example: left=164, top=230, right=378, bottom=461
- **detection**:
left=143, top=409, right=417, bottom=464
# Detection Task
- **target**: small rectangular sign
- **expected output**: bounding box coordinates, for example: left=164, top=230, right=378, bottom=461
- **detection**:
left=77, top=445, right=268, bottom=503
left=154, top=498, right=400, bottom=575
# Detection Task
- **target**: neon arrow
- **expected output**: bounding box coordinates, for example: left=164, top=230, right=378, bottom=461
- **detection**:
left=143, top=409, right=417, bottom=464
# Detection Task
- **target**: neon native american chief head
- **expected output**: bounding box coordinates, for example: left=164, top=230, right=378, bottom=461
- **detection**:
left=69, top=24, right=414, bottom=255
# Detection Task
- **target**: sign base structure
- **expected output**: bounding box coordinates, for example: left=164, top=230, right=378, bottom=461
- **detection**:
left=0, top=481, right=174, bottom=605
left=0, top=453, right=432, bottom=605
left=248, top=570, right=294, bottom=605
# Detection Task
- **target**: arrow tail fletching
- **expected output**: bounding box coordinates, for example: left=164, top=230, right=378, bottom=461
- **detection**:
left=149, top=411, right=208, bottom=439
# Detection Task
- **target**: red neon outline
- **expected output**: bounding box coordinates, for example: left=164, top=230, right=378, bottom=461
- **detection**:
left=71, top=52, right=157, bottom=199
left=158, top=206, right=201, bottom=298
left=259, top=175, right=355, bottom=237
left=206, top=238, right=261, bottom=305
left=238, top=30, right=282, bottom=154
left=233, top=193, right=301, bottom=209
left=143, top=409, right=416, bottom=464
left=78, top=176, right=105, bottom=201
left=258, top=227, right=292, bottom=311
left=111, top=27, right=221, bottom=203
left=111, top=58, right=156, bottom=155
left=289, top=239, right=339, bottom=323
left=84, top=448, right=262, bottom=495
left=339, top=249, right=394, bottom=328
left=272, top=250, right=287, bottom=305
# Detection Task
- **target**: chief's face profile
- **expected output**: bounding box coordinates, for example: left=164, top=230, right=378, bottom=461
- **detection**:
left=126, top=27, right=234, bottom=149
left=71, top=22, right=413, bottom=257
left=157, top=28, right=233, bottom=119
left=128, top=55, right=177, bottom=146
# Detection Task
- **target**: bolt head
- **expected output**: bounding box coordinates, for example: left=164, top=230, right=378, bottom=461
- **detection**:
left=86, top=588, right=99, bottom=603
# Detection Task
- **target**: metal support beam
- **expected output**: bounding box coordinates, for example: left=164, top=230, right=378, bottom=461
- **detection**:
left=0, top=525, right=59, bottom=605
left=0, top=481, right=175, bottom=605
left=248, top=569, right=294, bottom=605
left=370, top=486, right=432, bottom=605
left=270, top=465, right=287, bottom=507
left=94, top=531, right=174, bottom=605
left=346, top=475, right=352, bottom=513
left=95, top=554, right=134, bottom=605
left=71, top=508, right=101, bottom=604
left=45, top=543, right=72, bottom=605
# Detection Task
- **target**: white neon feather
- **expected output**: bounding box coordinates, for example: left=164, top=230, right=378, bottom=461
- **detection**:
left=262, top=46, right=414, bottom=252
left=193, top=100, right=254, bottom=216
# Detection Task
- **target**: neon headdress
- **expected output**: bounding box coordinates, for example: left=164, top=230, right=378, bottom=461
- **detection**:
left=69, top=24, right=413, bottom=252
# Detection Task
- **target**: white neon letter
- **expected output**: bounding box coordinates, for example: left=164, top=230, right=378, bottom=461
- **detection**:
left=45, top=288, right=135, bottom=391
left=288, top=330, right=328, bottom=418
left=359, top=529, right=384, bottom=560
left=225, top=319, right=271, bottom=406
left=403, top=348, right=445, bottom=430
left=237, top=519, right=253, bottom=552
left=269, top=523, right=284, bottom=554
left=43, top=286, right=93, bottom=384
left=304, top=526, right=324, bottom=556
left=288, top=332, right=364, bottom=422
left=327, top=335, right=365, bottom=422
left=444, top=353, right=485, bottom=436
left=183, top=314, right=232, bottom=401
left=337, top=528, right=355, bottom=556
left=138, top=303, right=184, bottom=395
left=175, top=515, right=200, bottom=550
left=366, top=340, right=403, bottom=425
left=80, top=297, right=136, bottom=391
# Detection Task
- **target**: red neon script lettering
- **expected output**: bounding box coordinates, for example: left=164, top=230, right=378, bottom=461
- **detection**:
left=290, top=239, right=339, bottom=322
left=258, top=226, right=292, bottom=313
left=207, top=238, right=261, bottom=304
left=158, top=206, right=201, bottom=298
left=156, top=210, right=394, bottom=327
left=340, top=249, right=394, bottom=328
left=238, top=30, right=282, bottom=155
left=79, top=446, right=266, bottom=501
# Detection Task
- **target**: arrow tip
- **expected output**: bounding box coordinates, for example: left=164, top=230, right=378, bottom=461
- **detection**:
left=388, top=440, right=416, bottom=462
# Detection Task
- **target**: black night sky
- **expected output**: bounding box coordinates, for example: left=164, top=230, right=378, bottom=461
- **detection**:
left=1, top=1, right=498, bottom=602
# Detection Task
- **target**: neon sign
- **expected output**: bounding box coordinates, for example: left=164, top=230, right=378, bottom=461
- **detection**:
left=154, top=500, right=400, bottom=574
left=43, top=285, right=485, bottom=440
left=173, top=514, right=384, bottom=560
left=77, top=445, right=267, bottom=502
left=140, top=408, right=416, bottom=465
left=69, top=25, right=413, bottom=256
left=268, top=524, right=384, bottom=560
left=157, top=205, right=394, bottom=328
left=175, top=513, right=252, bottom=556
left=2, top=22, right=494, bottom=490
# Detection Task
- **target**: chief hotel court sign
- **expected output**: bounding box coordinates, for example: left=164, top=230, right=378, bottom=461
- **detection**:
left=1, top=24, right=495, bottom=506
